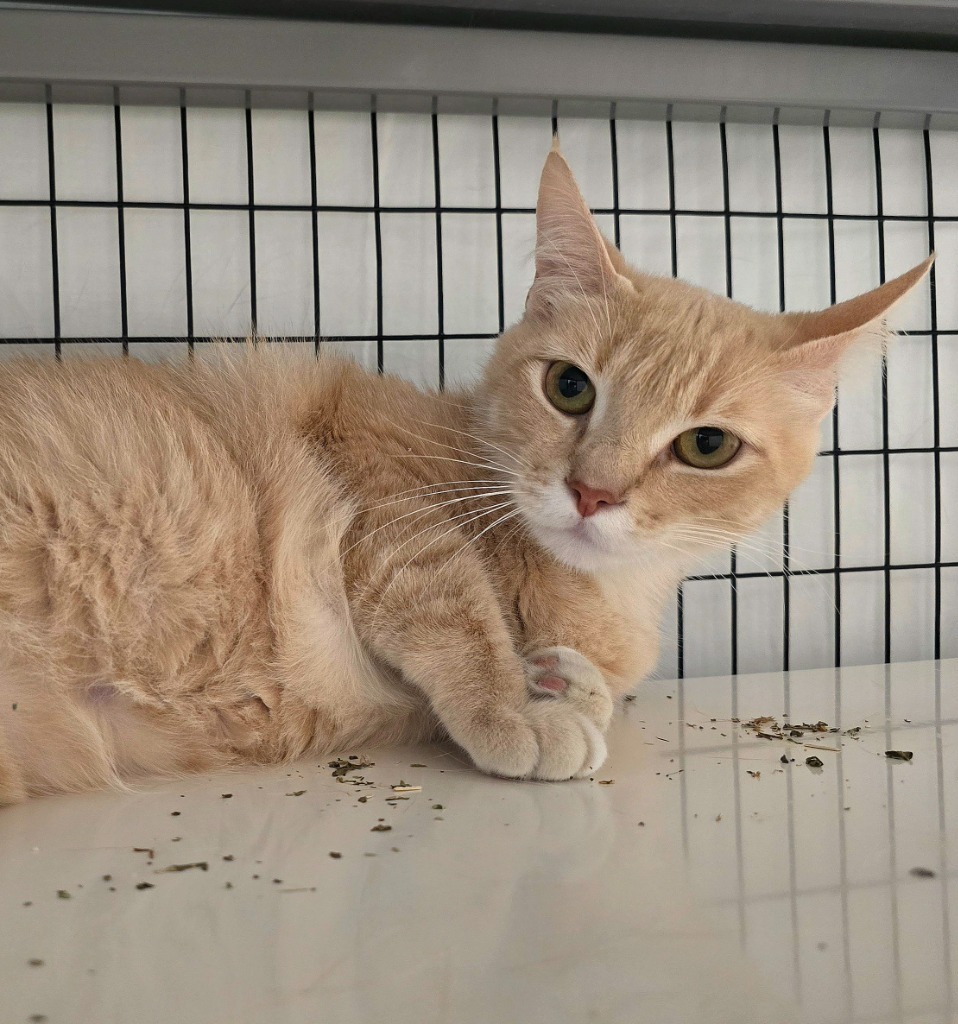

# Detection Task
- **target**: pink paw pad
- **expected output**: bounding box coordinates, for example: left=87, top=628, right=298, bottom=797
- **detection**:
left=535, top=675, right=568, bottom=694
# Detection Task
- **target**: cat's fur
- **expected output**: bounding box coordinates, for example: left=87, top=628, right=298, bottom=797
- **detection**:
left=0, top=146, right=931, bottom=803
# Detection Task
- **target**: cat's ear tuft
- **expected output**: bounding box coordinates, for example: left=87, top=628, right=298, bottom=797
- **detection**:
left=777, top=254, right=933, bottom=419
left=526, top=148, right=625, bottom=321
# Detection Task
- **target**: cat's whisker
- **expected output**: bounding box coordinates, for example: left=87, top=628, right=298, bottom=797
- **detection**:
left=426, top=507, right=525, bottom=597
left=318, top=480, right=509, bottom=532
left=394, top=453, right=524, bottom=480
left=674, top=522, right=831, bottom=565
left=392, top=424, right=525, bottom=479
left=354, top=496, right=518, bottom=601
left=325, top=479, right=509, bottom=528
left=667, top=526, right=840, bottom=617
left=343, top=480, right=507, bottom=520
left=340, top=489, right=514, bottom=560
left=403, top=417, right=530, bottom=472
left=364, top=500, right=518, bottom=624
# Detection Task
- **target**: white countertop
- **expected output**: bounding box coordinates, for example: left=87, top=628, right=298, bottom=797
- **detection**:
left=3, top=659, right=956, bottom=1024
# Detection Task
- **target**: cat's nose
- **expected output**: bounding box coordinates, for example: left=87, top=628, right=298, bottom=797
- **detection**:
left=566, top=479, right=624, bottom=518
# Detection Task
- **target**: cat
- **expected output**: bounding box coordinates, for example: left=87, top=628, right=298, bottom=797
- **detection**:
left=0, top=142, right=931, bottom=803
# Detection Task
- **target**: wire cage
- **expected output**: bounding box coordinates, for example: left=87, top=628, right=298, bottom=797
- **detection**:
left=3, top=9, right=958, bottom=1024
left=0, top=7, right=957, bottom=689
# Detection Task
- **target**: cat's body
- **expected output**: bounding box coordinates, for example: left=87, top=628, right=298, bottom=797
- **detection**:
left=0, top=347, right=660, bottom=802
left=0, top=147, right=931, bottom=802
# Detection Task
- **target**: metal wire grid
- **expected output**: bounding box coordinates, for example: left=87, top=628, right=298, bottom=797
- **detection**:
left=0, top=92, right=951, bottom=679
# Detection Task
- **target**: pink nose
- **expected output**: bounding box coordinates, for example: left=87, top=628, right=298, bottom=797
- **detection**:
left=566, top=479, right=624, bottom=518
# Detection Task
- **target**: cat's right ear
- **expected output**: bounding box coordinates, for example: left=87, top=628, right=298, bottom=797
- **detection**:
left=525, top=143, right=624, bottom=321
left=776, top=254, right=933, bottom=420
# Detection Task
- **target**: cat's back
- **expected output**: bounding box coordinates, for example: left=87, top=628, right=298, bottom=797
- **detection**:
left=0, top=354, right=269, bottom=688
left=0, top=354, right=237, bottom=489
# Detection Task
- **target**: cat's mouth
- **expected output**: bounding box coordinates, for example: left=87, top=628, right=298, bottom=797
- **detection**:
left=519, top=485, right=635, bottom=571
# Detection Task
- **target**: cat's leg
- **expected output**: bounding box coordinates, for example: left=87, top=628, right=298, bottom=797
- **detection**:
left=345, top=518, right=607, bottom=780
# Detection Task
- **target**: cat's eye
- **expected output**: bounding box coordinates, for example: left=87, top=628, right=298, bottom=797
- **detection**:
left=672, top=427, right=742, bottom=469
left=544, top=362, right=596, bottom=415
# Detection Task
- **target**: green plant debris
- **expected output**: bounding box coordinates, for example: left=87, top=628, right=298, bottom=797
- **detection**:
left=154, top=862, right=208, bottom=874
left=328, top=757, right=374, bottom=777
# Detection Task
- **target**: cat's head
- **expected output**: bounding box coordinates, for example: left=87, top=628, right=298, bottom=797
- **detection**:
left=478, top=143, right=932, bottom=575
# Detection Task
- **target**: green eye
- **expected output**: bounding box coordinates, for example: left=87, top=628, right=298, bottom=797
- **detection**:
left=672, top=427, right=742, bottom=469
left=544, top=362, right=596, bottom=415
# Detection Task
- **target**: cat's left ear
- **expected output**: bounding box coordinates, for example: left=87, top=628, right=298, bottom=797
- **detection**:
left=526, top=142, right=628, bottom=321
left=777, top=254, right=934, bottom=418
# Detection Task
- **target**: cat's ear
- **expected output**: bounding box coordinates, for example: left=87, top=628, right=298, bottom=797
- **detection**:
left=777, top=254, right=934, bottom=418
left=526, top=142, right=625, bottom=320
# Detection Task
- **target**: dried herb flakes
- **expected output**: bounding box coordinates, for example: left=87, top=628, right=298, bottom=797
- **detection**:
left=328, top=757, right=374, bottom=777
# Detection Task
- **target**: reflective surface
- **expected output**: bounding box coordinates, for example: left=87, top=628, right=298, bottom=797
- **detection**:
left=3, top=660, right=957, bottom=1024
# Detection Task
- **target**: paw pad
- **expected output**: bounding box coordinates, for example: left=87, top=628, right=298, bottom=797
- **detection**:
left=533, top=675, right=568, bottom=694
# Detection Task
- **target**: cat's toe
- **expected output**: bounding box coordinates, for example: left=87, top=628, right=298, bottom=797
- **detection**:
left=446, top=707, right=540, bottom=779
left=525, top=702, right=589, bottom=779
left=523, top=701, right=609, bottom=780
left=526, top=646, right=614, bottom=730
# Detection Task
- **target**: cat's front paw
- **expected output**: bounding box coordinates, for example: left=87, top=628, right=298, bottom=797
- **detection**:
left=525, top=646, right=614, bottom=732
left=443, top=647, right=613, bottom=782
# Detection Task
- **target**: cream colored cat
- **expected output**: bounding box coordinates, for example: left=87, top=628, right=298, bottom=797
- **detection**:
left=0, top=145, right=931, bottom=803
